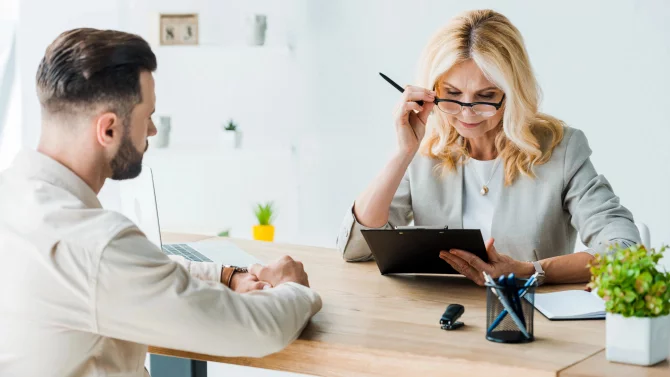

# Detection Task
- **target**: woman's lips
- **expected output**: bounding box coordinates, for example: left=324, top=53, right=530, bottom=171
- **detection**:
left=459, top=120, right=483, bottom=129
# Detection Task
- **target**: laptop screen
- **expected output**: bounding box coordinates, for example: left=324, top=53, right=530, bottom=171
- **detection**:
left=118, top=166, right=163, bottom=249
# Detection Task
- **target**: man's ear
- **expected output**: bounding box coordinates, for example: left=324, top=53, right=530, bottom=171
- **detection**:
left=95, top=112, right=121, bottom=147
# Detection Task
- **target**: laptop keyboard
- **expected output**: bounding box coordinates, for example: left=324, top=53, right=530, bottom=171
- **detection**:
left=162, top=244, right=213, bottom=262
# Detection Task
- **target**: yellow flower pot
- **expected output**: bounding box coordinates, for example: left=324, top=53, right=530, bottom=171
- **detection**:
left=253, top=225, right=275, bottom=242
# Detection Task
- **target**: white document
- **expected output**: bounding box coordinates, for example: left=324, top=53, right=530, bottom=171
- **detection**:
left=532, top=290, right=606, bottom=320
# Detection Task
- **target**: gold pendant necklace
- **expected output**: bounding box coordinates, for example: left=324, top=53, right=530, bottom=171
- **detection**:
left=470, top=158, right=501, bottom=196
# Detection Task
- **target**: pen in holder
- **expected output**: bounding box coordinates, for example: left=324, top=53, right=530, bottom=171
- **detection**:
left=485, top=276, right=537, bottom=344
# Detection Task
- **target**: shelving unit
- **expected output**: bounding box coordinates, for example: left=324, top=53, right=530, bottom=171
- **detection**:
left=134, top=38, right=305, bottom=244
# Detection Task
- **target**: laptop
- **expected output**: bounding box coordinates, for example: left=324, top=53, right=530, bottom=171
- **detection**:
left=118, top=166, right=263, bottom=267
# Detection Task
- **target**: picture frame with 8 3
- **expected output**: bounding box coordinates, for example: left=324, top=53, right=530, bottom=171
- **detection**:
left=159, top=14, right=199, bottom=46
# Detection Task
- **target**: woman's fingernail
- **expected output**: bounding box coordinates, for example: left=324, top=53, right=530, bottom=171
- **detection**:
left=263, top=284, right=271, bottom=290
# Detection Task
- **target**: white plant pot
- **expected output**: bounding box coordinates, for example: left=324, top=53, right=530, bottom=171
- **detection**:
left=154, top=116, right=171, bottom=148
left=606, top=312, right=670, bottom=366
left=219, top=130, right=240, bottom=149
left=246, top=14, right=267, bottom=46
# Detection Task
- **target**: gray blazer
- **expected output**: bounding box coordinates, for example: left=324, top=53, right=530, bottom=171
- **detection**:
left=337, top=127, right=640, bottom=262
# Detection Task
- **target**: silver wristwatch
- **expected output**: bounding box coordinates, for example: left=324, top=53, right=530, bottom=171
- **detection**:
left=531, top=261, right=545, bottom=285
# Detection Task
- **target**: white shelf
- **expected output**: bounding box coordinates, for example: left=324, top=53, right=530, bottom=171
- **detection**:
left=144, top=146, right=296, bottom=159
left=153, top=44, right=293, bottom=58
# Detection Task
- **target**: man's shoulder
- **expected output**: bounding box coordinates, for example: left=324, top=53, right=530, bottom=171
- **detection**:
left=59, top=208, right=143, bottom=254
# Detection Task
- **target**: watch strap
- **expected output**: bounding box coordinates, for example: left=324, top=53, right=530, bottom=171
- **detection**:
left=221, top=266, right=236, bottom=287
left=531, top=260, right=546, bottom=285
left=222, top=265, right=249, bottom=288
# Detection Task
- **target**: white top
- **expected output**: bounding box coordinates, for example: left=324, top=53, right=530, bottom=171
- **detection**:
left=0, top=150, right=322, bottom=377
left=462, top=157, right=503, bottom=242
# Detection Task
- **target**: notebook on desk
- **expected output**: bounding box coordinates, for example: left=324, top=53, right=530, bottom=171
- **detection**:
left=531, top=290, right=606, bottom=320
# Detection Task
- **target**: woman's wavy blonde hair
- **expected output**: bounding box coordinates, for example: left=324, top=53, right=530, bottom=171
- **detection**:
left=417, top=9, right=564, bottom=185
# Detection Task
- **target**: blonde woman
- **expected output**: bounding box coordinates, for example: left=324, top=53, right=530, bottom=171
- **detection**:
left=336, top=9, right=640, bottom=285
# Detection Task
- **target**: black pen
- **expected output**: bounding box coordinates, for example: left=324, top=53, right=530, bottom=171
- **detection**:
left=507, top=273, right=526, bottom=327
left=379, top=72, right=433, bottom=107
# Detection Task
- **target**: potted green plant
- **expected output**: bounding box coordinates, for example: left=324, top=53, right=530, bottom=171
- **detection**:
left=220, top=119, right=241, bottom=149
left=252, top=201, right=276, bottom=242
left=588, top=244, right=670, bottom=366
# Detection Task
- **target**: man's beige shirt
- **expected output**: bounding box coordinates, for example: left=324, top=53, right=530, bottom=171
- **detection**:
left=0, top=150, right=322, bottom=377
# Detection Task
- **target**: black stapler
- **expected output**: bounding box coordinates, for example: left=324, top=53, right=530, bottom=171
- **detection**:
left=440, top=304, right=465, bottom=330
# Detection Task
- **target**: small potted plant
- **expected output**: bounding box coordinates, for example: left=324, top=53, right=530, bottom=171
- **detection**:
left=220, top=119, right=241, bottom=149
left=252, top=201, right=276, bottom=242
left=588, top=244, right=670, bottom=366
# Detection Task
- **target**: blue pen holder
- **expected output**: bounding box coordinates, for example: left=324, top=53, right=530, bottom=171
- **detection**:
left=485, top=279, right=536, bottom=344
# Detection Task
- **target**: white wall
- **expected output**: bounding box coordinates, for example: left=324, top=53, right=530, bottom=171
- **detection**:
left=0, top=0, right=21, bottom=170
left=0, top=0, right=18, bottom=17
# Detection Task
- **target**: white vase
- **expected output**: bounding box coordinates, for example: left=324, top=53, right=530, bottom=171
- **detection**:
left=154, top=116, right=171, bottom=148
left=246, top=14, right=267, bottom=46
left=219, top=130, right=239, bottom=149
left=606, top=312, right=670, bottom=366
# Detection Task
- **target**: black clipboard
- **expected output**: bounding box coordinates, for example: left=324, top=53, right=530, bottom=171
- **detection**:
left=361, top=227, right=488, bottom=275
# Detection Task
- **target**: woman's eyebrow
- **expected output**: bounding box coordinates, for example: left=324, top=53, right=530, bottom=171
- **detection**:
left=442, top=82, right=498, bottom=92
left=443, top=82, right=460, bottom=91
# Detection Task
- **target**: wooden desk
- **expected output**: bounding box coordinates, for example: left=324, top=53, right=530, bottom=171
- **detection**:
left=560, top=351, right=669, bottom=377
left=150, top=234, right=669, bottom=377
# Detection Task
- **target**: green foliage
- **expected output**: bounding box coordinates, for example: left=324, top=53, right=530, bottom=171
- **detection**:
left=253, top=201, right=276, bottom=225
left=217, top=229, right=230, bottom=237
left=588, top=244, right=670, bottom=317
left=224, top=119, right=237, bottom=131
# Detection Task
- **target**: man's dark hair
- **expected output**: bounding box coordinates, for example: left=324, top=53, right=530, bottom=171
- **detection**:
left=36, top=28, right=157, bottom=120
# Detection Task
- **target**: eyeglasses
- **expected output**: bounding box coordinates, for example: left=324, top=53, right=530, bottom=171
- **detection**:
left=434, top=94, right=506, bottom=117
